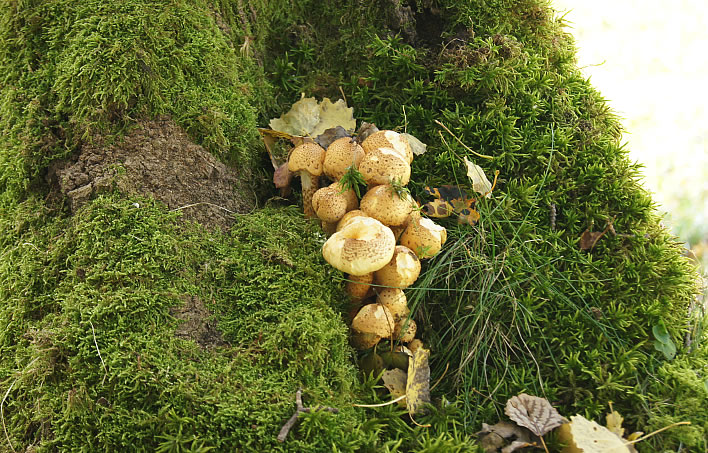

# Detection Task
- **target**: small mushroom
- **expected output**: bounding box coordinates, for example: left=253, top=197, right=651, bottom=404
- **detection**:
left=374, top=245, right=421, bottom=289
left=350, top=331, right=382, bottom=350
left=336, top=209, right=368, bottom=232
left=358, top=147, right=411, bottom=187
left=287, top=142, right=326, bottom=217
left=400, top=217, right=447, bottom=259
left=312, top=185, right=348, bottom=223
left=376, top=288, right=409, bottom=321
left=392, top=318, right=417, bottom=343
left=351, top=303, right=395, bottom=337
left=346, top=272, right=374, bottom=301
left=360, top=184, right=416, bottom=227
left=323, top=137, right=365, bottom=180
left=362, top=130, right=413, bottom=164
left=322, top=217, right=396, bottom=276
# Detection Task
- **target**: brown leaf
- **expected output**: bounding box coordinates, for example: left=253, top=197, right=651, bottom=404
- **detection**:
left=355, top=122, right=379, bottom=144
left=580, top=229, right=605, bottom=251
left=315, top=126, right=351, bottom=149
left=504, top=393, right=567, bottom=437
left=273, top=163, right=293, bottom=197
left=406, top=347, right=430, bottom=416
left=477, top=422, right=536, bottom=453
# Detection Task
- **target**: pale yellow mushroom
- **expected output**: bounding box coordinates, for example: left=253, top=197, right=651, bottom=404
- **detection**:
left=374, top=245, right=421, bottom=289
left=322, top=217, right=396, bottom=276
left=287, top=142, right=326, bottom=217
left=400, top=216, right=447, bottom=259
left=323, top=137, right=365, bottom=180
left=361, top=130, right=413, bottom=164
left=360, top=184, right=415, bottom=227
left=358, top=147, right=411, bottom=187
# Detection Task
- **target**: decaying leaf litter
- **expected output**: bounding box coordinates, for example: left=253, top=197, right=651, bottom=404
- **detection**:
left=263, top=96, right=692, bottom=449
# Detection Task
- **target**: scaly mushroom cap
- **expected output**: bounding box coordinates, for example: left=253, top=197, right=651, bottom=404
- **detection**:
left=393, top=318, right=417, bottom=343
left=329, top=180, right=359, bottom=212
left=376, top=288, right=410, bottom=321
left=362, top=130, right=413, bottom=164
left=358, top=147, right=411, bottom=187
left=336, top=210, right=368, bottom=232
left=312, top=185, right=349, bottom=223
left=351, top=303, right=395, bottom=337
left=346, top=272, right=374, bottom=301
left=374, top=245, right=421, bottom=289
left=323, top=137, right=365, bottom=180
left=322, top=217, right=396, bottom=276
left=360, top=184, right=415, bottom=227
left=400, top=217, right=447, bottom=259
left=350, top=331, right=382, bottom=350
left=287, top=142, right=326, bottom=217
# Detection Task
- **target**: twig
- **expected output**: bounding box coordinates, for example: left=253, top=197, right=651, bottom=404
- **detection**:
left=1, top=378, right=18, bottom=453
left=277, top=388, right=339, bottom=443
left=352, top=394, right=407, bottom=408
left=90, top=322, right=108, bottom=386
left=435, top=120, right=494, bottom=160
left=170, top=202, right=237, bottom=214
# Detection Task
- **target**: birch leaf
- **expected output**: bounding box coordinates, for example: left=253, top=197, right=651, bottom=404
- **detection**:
left=406, top=347, right=430, bottom=416
left=557, top=415, right=630, bottom=453
left=464, top=157, right=492, bottom=198
left=504, top=393, right=567, bottom=437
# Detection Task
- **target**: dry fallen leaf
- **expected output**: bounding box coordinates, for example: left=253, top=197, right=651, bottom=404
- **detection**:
left=355, top=122, right=379, bottom=144
left=477, top=422, right=536, bottom=453
left=269, top=97, right=356, bottom=138
left=606, top=410, right=625, bottom=438
left=464, top=157, right=493, bottom=198
left=579, top=229, right=605, bottom=251
left=382, top=368, right=407, bottom=407
left=311, top=98, right=356, bottom=136
left=315, top=126, right=350, bottom=149
left=505, top=393, right=567, bottom=437
left=273, top=163, right=293, bottom=196
left=401, top=133, right=427, bottom=156
left=557, top=415, right=630, bottom=453
left=406, top=347, right=430, bottom=416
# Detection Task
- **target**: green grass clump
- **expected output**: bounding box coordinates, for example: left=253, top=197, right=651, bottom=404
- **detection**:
left=0, top=195, right=367, bottom=451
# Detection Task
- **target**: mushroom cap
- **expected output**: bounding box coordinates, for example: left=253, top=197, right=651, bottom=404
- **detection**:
left=350, top=331, right=382, bottom=350
left=407, top=338, right=424, bottom=353
left=393, top=318, right=417, bottom=343
left=362, top=130, right=413, bottom=164
left=374, top=245, right=421, bottom=289
left=345, top=272, right=374, bottom=301
left=287, top=142, right=326, bottom=175
left=358, top=147, right=411, bottom=187
left=323, top=137, right=365, bottom=180
left=322, top=217, right=396, bottom=276
left=351, top=303, right=395, bottom=337
left=336, top=209, right=368, bottom=232
left=376, top=288, right=410, bottom=321
left=400, top=217, right=447, bottom=259
left=312, top=185, right=349, bottom=223
left=329, top=180, right=359, bottom=212
left=360, top=184, right=416, bottom=227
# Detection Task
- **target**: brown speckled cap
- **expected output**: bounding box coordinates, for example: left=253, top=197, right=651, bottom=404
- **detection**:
left=323, top=137, right=365, bottom=180
left=374, top=245, right=421, bottom=289
left=287, top=142, right=326, bottom=175
left=400, top=217, right=447, bottom=259
left=360, top=184, right=415, bottom=226
left=351, top=303, right=395, bottom=337
left=312, top=185, right=349, bottom=223
left=322, top=217, right=396, bottom=276
left=362, top=130, right=413, bottom=164
left=358, top=147, right=411, bottom=187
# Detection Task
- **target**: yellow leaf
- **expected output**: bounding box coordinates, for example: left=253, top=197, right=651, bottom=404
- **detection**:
left=463, top=157, right=492, bottom=198
left=311, top=98, right=356, bottom=136
left=382, top=369, right=407, bottom=407
left=605, top=410, right=625, bottom=438
left=558, top=415, right=630, bottom=453
left=406, top=347, right=430, bottom=416
left=269, top=96, right=320, bottom=136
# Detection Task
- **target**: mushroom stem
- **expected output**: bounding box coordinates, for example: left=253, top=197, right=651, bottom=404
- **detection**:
left=300, top=172, right=320, bottom=218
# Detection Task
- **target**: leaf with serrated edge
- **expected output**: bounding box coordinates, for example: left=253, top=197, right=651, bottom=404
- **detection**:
left=311, top=98, right=356, bottom=136
left=464, top=157, right=492, bottom=198
left=504, top=393, right=567, bottom=437
left=406, top=347, right=430, bottom=416
left=557, top=415, right=630, bottom=453
left=269, top=97, right=320, bottom=136
left=606, top=410, right=625, bottom=437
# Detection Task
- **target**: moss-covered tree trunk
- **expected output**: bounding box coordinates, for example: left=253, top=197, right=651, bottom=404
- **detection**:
left=1, top=0, right=705, bottom=451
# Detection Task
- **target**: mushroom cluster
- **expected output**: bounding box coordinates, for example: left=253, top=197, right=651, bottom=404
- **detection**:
left=286, top=128, right=448, bottom=354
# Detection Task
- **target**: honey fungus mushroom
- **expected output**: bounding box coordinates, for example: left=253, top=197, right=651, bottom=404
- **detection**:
left=287, top=142, right=326, bottom=217
left=361, top=130, right=413, bottom=164
left=400, top=216, right=447, bottom=259
left=323, top=137, right=365, bottom=180
left=374, top=245, right=421, bottom=289
left=360, top=184, right=415, bottom=227
left=358, top=147, right=411, bottom=187
left=351, top=303, right=395, bottom=338
left=322, top=217, right=396, bottom=276
left=311, top=182, right=358, bottom=224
